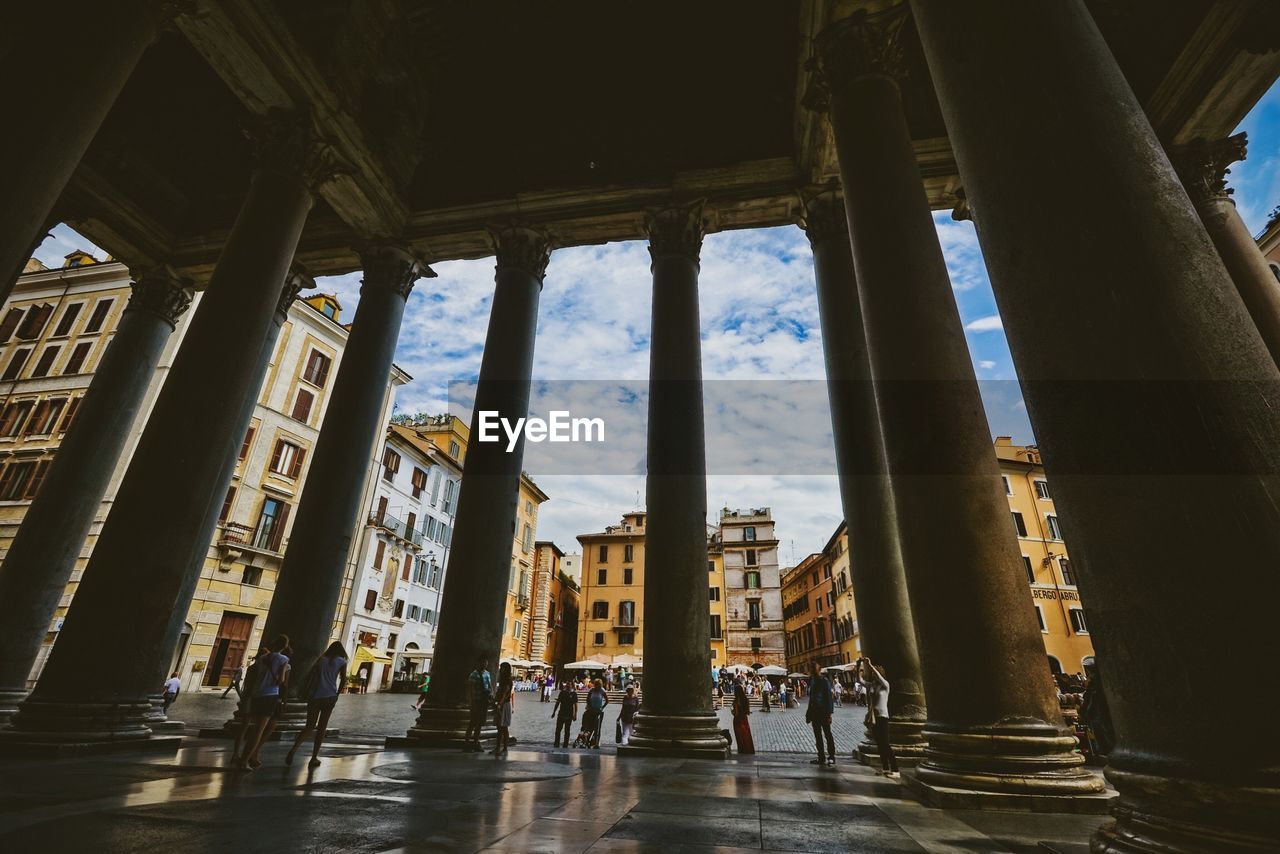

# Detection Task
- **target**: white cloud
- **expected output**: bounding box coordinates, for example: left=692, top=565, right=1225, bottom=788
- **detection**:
left=978, top=360, right=996, bottom=370
left=964, top=314, right=1004, bottom=332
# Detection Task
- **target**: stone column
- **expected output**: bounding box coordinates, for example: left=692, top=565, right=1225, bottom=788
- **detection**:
left=4, top=115, right=332, bottom=744
left=813, top=7, right=1102, bottom=797
left=912, top=0, right=1280, bottom=847
left=0, top=267, right=192, bottom=721
left=404, top=226, right=548, bottom=745
left=0, top=0, right=172, bottom=303
left=257, top=243, right=432, bottom=725
left=1172, top=133, right=1280, bottom=370
left=799, top=187, right=927, bottom=762
left=622, top=201, right=728, bottom=759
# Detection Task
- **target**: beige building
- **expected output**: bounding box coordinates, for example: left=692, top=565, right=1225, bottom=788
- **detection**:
left=719, top=508, right=785, bottom=667
left=501, top=473, right=550, bottom=661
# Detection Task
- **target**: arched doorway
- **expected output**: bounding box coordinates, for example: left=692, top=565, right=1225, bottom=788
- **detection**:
left=1047, top=655, right=1063, bottom=676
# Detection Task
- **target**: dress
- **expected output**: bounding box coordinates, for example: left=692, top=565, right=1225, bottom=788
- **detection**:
left=732, top=697, right=755, bottom=754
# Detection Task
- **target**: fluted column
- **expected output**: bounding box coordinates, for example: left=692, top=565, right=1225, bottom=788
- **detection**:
left=799, top=187, right=927, bottom=761
left=622, top=201, right=728, bottom=759
left=1172, top=133, right=1280, bottom=370
left=0, top=266, right=192, bottom=721
left=404, top=226, right=548, bottom=745
left=4, top=113, right=333, bottom=744
left=0, top=1, right=175, bottom=303
left=912, top=0, right=1280, bottom=848
left=256, top=243, right=432, bottom=728
left=812, top=7, right=1102, bottom=797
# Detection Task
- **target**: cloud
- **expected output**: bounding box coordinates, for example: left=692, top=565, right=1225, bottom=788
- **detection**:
left=964, top=314, right=1004, bottom=332
left=978, top=360, right=996, bottom=370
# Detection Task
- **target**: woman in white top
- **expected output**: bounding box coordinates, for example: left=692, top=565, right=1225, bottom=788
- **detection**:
left=858, top=657, right=899, bottom=777
left=286, top=641, right=349, bottom=769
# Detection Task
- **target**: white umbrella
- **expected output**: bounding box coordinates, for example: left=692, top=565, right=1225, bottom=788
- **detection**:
left=787, top=672, right=808, bottom=679
left=562, top=660, right=604, bottom=670
left=757, top=665, right=786, bottom=676
left=727, top=663, right=754, bottom=674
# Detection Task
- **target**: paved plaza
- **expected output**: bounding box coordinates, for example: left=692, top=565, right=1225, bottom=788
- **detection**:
left=172, top=691, right=869, bottom=755
left=0, top=740, right=1106, bottom=853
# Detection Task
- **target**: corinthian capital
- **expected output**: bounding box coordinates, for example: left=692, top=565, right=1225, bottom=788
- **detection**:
left=810, top=4, right=910, bottom=102
left=797, top=184, right=848, bottom=246
left=358, top=242, right=436, bottom=300
left=276, top=266, right=314, bottom=320
left=1171, top=133, right=1247, bottom=207
left=491, top=224, right=553, bottom=283
left=128, top=265, right=194, bottom=328
left=244, top=109, right=347, bottom=191
left=645, top=200, right=708, bottom=265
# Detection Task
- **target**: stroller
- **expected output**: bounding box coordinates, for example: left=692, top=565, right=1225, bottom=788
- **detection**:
left=571, top=707, right=602, bottom=748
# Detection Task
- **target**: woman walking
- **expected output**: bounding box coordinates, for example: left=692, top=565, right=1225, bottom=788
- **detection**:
left=286, top=642, right=348, bottom=769
left=240, top=635, right=291, bottom=770
left=585, top=678, right=609, bottom=748
left=618, top=686, right=640, bottom=745
left=492, top=661, right=515, bottom=756
left=858, top=657, right=898, bottom=778
left=732, top=682, right=755, bottom=754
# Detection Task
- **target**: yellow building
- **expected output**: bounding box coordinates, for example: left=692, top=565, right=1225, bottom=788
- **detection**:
left=501, top=472, right=549, bottom=661
left=782, top=550, right=844, bottom=675
left=525, top=542, right=581, bottom=668
left=708, top=535, right=728, bottom=667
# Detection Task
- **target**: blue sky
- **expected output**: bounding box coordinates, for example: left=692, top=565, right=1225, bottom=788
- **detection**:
left=34, top=82, right=1280, bottom=564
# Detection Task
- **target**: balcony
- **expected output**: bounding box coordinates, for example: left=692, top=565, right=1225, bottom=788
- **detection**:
left=216, top=521, right=283, bottom=560
left=516, top=594, right=530, bottom=611
left=370, top=511, right=424, bottom=549
left=611, top=616, right=637, bottom=630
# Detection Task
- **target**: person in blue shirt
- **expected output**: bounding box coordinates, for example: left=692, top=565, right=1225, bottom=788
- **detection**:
left=464, top=654, right=492, bottom=753
left=806, top=661, right=836, bottom=767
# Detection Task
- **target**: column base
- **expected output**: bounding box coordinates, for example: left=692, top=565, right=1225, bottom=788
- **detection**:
left=916, top=721, right=1105, bottom=796
left=391, top=704, right=497, bottom=748
left=616, top=711, right=729, bottom=760
left=144, top=696, right=185, bottom=733
left=857, top=716, right=927, bottom=767
left=905, top=770, right=1116, bottom=815
left=1091, top=765, right=1280, bottom=853
left=4, top=697, right=154, bottom=743
left=0, top=687, right=27, bottom=724
left=201, top=700, right=328, bottom=740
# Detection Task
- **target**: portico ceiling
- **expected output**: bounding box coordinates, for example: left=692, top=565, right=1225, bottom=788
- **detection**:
left=56, top=0, right=1280, bottom=280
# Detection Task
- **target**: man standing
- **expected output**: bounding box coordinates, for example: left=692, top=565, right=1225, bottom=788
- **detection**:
left=806, top=661, right=836, bottom=768
left=463, top=654, right=493, bottom=753
left=552, top=679, right=577, bottom=747
left=161, top=671, right=181, bottom=712
left=221, top=664, right=244, bottom=699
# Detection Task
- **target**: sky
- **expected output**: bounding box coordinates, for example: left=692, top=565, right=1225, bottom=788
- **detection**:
left=34, top=82, right=1280, bottom=568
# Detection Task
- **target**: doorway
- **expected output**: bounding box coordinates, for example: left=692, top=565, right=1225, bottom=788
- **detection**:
left=205, top=611, right=255, bottom=687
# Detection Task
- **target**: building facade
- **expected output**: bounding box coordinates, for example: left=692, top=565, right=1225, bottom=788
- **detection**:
left=719, top=508, right=786, bottom=668
left=500, top=473, right=549, bottom=661
left=527, top=541, right=580, bottom=669
left=782, top=550, right=843, bottom=675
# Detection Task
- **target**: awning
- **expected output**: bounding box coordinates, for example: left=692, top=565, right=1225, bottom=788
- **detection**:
left=399, top=650, right=433, bottom=659
left=354, top=646, right=393, bottom=665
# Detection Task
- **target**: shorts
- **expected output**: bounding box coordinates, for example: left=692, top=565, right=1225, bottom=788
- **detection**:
left=249, top=695, right=281, bottom=718
left=305, top=696, right=338, bottom=728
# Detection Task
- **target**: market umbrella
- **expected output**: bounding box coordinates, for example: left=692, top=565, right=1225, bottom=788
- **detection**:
left=757, top=665, right=786, bottom=676
left=787, top=672, right=808, bottom=679
left=562, top=660, right=604, bottom=670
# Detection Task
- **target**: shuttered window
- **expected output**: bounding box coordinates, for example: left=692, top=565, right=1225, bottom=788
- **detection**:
left=364, top=590, right=377, bottom=611
left=30, top=346, right=59, bottom=377
left=0, top=308, right=23, bottom=343
left=269, top=439, right=306, bottom=478
left=24, top=399, right=65, bottom=436
left=25, top=459, right=51, bottom=499
left=302, top=349, right=331, bottom=387
left=239, top=426, right=255, bottom=461
left=53, top=304, right=83, bottom=336
left=290, top=388, right=314, bottom=423
left=15, top=304, right=53, bottom=339
left=219, top=486, right=237, bottom=524
left=63, top=341, right=92, bottom=374
left=411, top=467, right=427, bottom=498
left=1, top=400, right=34, bottom=437
left=0, top=461, right=35, bottom=500
left=83, top=299, right=113, bottom=334
left=59, top=397, right=81, bottom=433
left=373, top=540, right=386, bottom=569
left=3, top=348, right=31, bottom=380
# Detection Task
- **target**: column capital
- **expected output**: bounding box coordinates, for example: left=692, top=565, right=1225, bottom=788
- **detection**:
left=797, top=184, right=848, bottom=246
left=950, top=187, right=973, bottom=222
left=490, top=224, right=552, bottom=283
left=276, top=266, right=313, bottom=320
left=358, top=242, right=436, bottom=300
left=1172, top=132, right=1247, bottom=207
left=645, top=199, right=708, bottom=264
left=127, top=265, right=194, bottom=329
left=244, top=109, right=347, bottom=191
left=808, top=4, right=910, bottom=109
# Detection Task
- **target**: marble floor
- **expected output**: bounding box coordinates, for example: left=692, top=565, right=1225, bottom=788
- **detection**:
left=0, top=741, right=1107, bottom=853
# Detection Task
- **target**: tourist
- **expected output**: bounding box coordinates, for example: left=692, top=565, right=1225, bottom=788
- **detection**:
left=806, top=661, right=836, bottom=768
left=230, top=646, right=269, bottom=766
left=356, top=668, right=369, bottom=694
left=604, top=666, right=614, bottom=691
left=463, top=654, right=493, bottom=753
left=161, top=671, right=181, bottom=712
left=732, top=683, right=755, bottom=754
left=586, top=678, right=609, bottom=748
left=761, top=678, right=772, bottom=712
left=492, top=661, right=514, bottom=756
left=778, top=679, right=788, bottom=710
left=832, top=677, right=843, bottom=707
left=858, top=657, right=898, bottom=778
left=618, top=686, right=640, bottom=745
left=552, top=679, right=578, bottom=746
left=221, top=664, right=244, bottom=699
left=542, top=671, right=555, bottom=703
left=286, top=641, right=348, bottom=769
left=241, top=634, right=291, bottom=770
left=412, top=672, right=430, bottom=710
left=1081, top=660, right=1115, bottom=758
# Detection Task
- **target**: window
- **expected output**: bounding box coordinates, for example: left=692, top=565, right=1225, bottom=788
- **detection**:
left=411, top=467, right=428, bottom=498
left=745, top=548, right=758, bottom=566
left=747, top=599, right=762, bottom=628
left=441, top=479, right=454, bottom=512
left=219, top=487, right=237, bottom=524
left=0, top=308, right=23, bottom=343
left=242, top=565, right=263, bottom=586
left=3, top=347, right=31, bottom=380
left=1069, top=608, right=1088, bottom=634
left=592, top=632, right=605, bottom=646
left=291, top=388, right=314, bottom=423
left=53, top=304, right=83, bottom=337
left=2, top=461, right=40, bottom=499
left=597, top=568, right=607, bottom=586
left=401, top=551, right=412, bottom=581
left=382, top=448, right=401, bottom=481
left=618, top=600, right=635, bottom=626
left=812, top=571, right=819, bottom=586
left=15, top=304, right=53, bottom=339
left=62, top=341, right=92, bottom=374
left=408, top=604, right=420, bottom=621
left=1034, top=480, right=1051, bottom=500
left=623, top=567, right=633, bottom=585
left=751, top=636, right=762, bottom=652
left=303, top=349, right=331, bottom=387
left=521, top=523, right=532, bottom=553
left=58, top=397, right=81, bottom=433
left=239, top=426, right=255, bottom=461
left=394, top=599, right=404, bottom=619
left=814, top=595, right=823, bottom=612
left=744, top=526, right=756, bottom=541
left=361, top=590, right=377, bottom=611
left=411, top=557, right=427, bottom=585
left=83, top=300, right=113, bottom=334
left=428, top=561, right=442, bottom=589
left=388, top=633, right=398, bottom=650
left=430, top=472, right=441, bottom=505
left=745, top=570, right=761, bottom=589
left=423, top=609, right=434, bottom=625
left=1012, top=511, right=1027, bottom=537
left=623, top=544, right=633, bottom=562
left=816, top=621, right=826, bottom=644
left=709, top=614, right=723, bottom=639
left=269, top=439, right=306, bottom=478
left=1034, top=604, right=1047, bottom=632
left=1046, top=514, right=1063, bottom=541
left=1059, top=557, right=1076, bottom=586
left=253, top=498, right=289, bottom=550
left=592, top=601, right=609, bottom=619
left=373, top=540, right=386, bottom=569
left=25, top=399, right=65, bottom=436
left=1, top=400, right=34, bottom=437
left=448, top=440, right=459, bottom=458
left=707, top=560, right=715, bottom=573
left=619, top=630, right=635, bottom=645
left=1022, top=556, right=1035, bottom=584
left=525, top=500, right=533, bottom=514
left=598, top=545, right=608, bottom=562
left=29, top=346, right=59, bottom=377
left=1002, top=475, right=1012, bottom=495
left=709, top=586, right=721, bottom=602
